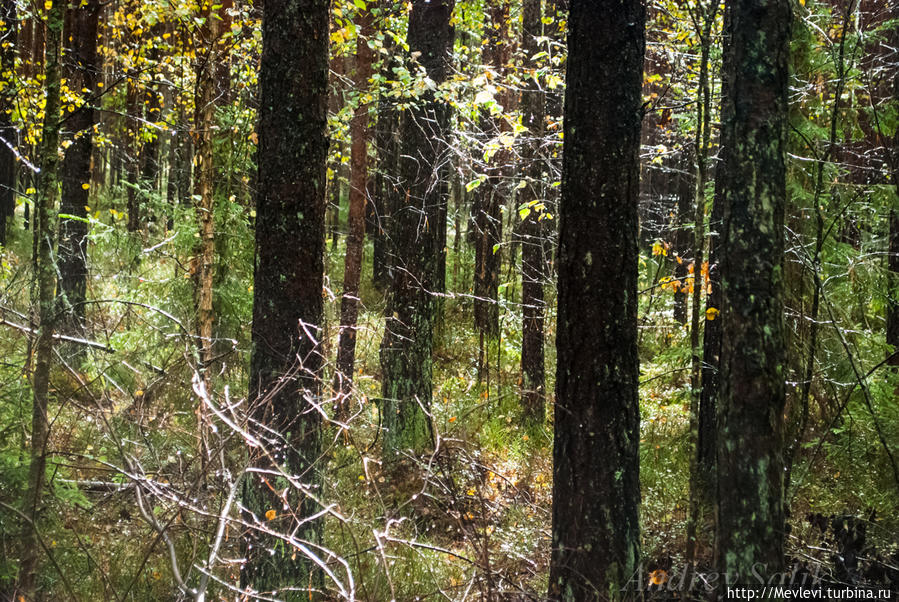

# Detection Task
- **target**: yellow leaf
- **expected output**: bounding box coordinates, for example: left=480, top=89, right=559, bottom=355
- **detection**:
left=265, top=509, right=276, bottom=520
left=44, top=0, right=52, bottom=9
left=706, top=307, right=719, bottom=321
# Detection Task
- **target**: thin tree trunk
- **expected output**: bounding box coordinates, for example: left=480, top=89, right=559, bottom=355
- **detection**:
left=0, top=0, right=16, bottom=244
left=473, top=4, right=509, bottom=352
left=715, top=0, right=791, bottom=583
left=785, top=0, right=855, bottom=496
left=241, top=0, right=329, bottom=593
left=519, top=0, right=545, bottom=423
left=685, top=0, right=718, bottom=573
left=139, top=41, right=162, bottom=227
left=548, top=0, right=644, bottom=598
left=58, top=0, right=101, bottom=333
left=334, top=5, right=375, bottom=409
left=19, top=1, right=64, bottom=595
left=125, top=77, right=140, bottom=232
left=673, top=153, right=692, bottom=325
left=889, top=209, right=899, bottom=366
left=193, top=6, right=219, bottom=379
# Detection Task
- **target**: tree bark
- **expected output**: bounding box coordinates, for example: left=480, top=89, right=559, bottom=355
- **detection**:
left=673, top=154, right=692, bottom=325
left=473, top=4, right=509, bottom=343
left=372, top=38, right=400, bottom=291
left=0, top=0, right=16, bottom=244
left=685, top=0, right=717, bottom=573
left=715, top=0, right=791, bottom=582
left=379, top=0, right=454, bottom=458
left=334, top=5, right=375, bottom=409
left=240, top=0, right=329, bottom=594
left=548, top=0, right=644, bottom=599
left=19, top=1, right=64, bottom=595
left=193, top=4, right=220, bottom=379
left=125, top=77, right=140, bottom=231
left=889, top=209, right=898, bottom=365
left=520, top=0, right=545, bottom=423
left=58, top=0, right=101, bottom=333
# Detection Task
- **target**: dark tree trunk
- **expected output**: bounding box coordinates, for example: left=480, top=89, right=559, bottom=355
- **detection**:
left=715, top=0, right=791, bottom=582
left=548, top=0, right=644, bottom=599
left=372, top=45, right=399, bottom=291
left=58, top=0, right=101, bottom=332
left=473, top=4, right=509, bottom=342
left=698, top=1, right=733, bottom=496
left=215, top=0, right=233, bottom=103
left=889, top=209, right=899, bottom=365
left=685, top=0, right=718, bottom=573
left=519, top=0, right=545, bottom=423
left=334, top=5, right=375, bottom=407
left=240, top=0, right=329, bottom=594
left=0, top=0, right=16, bottom=244
left=140, top=44, right=162, bottom=213
left=673, top=154, right=693, bottom=325
left=125, top=78, right=140, bottom=232
left=379, top=0, right=454, bottom=457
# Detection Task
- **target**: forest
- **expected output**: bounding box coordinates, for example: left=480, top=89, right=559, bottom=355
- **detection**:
left=0, top=0, right=897, bottom=600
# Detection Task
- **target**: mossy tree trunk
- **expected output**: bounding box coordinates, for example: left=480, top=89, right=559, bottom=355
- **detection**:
left=548, top=0, right=644, bottom=599
left=240, top=0, right=329, bottom=596
left=19, top=0, right=64, bottom=595
left=379, top=0, right=454, bottom=458
left=715, top=0, right=791, bottom=582
left=519, top=0, right=546, bottom=423
left=58, top=0, right=101, bottom=333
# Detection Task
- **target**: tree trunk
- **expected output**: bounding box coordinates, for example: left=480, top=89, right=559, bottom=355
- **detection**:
left=889, top=209, right=899, bottom=366
left=125, top=77, right=140, bottom=232
left=698, top=1, right=734, bottom=511
left=241, top=0, right=329, bottom=594
left=193, top=6, right=220, bottom=379
left=548, top=1, right=644, bottom=599
left=473, top=4, right=509, bottom=343
left=379, top=0, right=454, bottom=458
left=715, top=0, right=791, bottom=583
left=685, top=0, right=717, bottom=572
left=0, top=0, right=16, bottom=244
left=673, top=154, right=692, bottom=325
left=372, top=42, right=399, bottom=291
left=334, top=5, right=375, bottom=409
left=519, top=0, right=545, bottom=423
left=19, top=1, right=64, bottom=595
left=140, top=42, right=162, bottom=224
left=58, top=0, right=101, bottom=333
